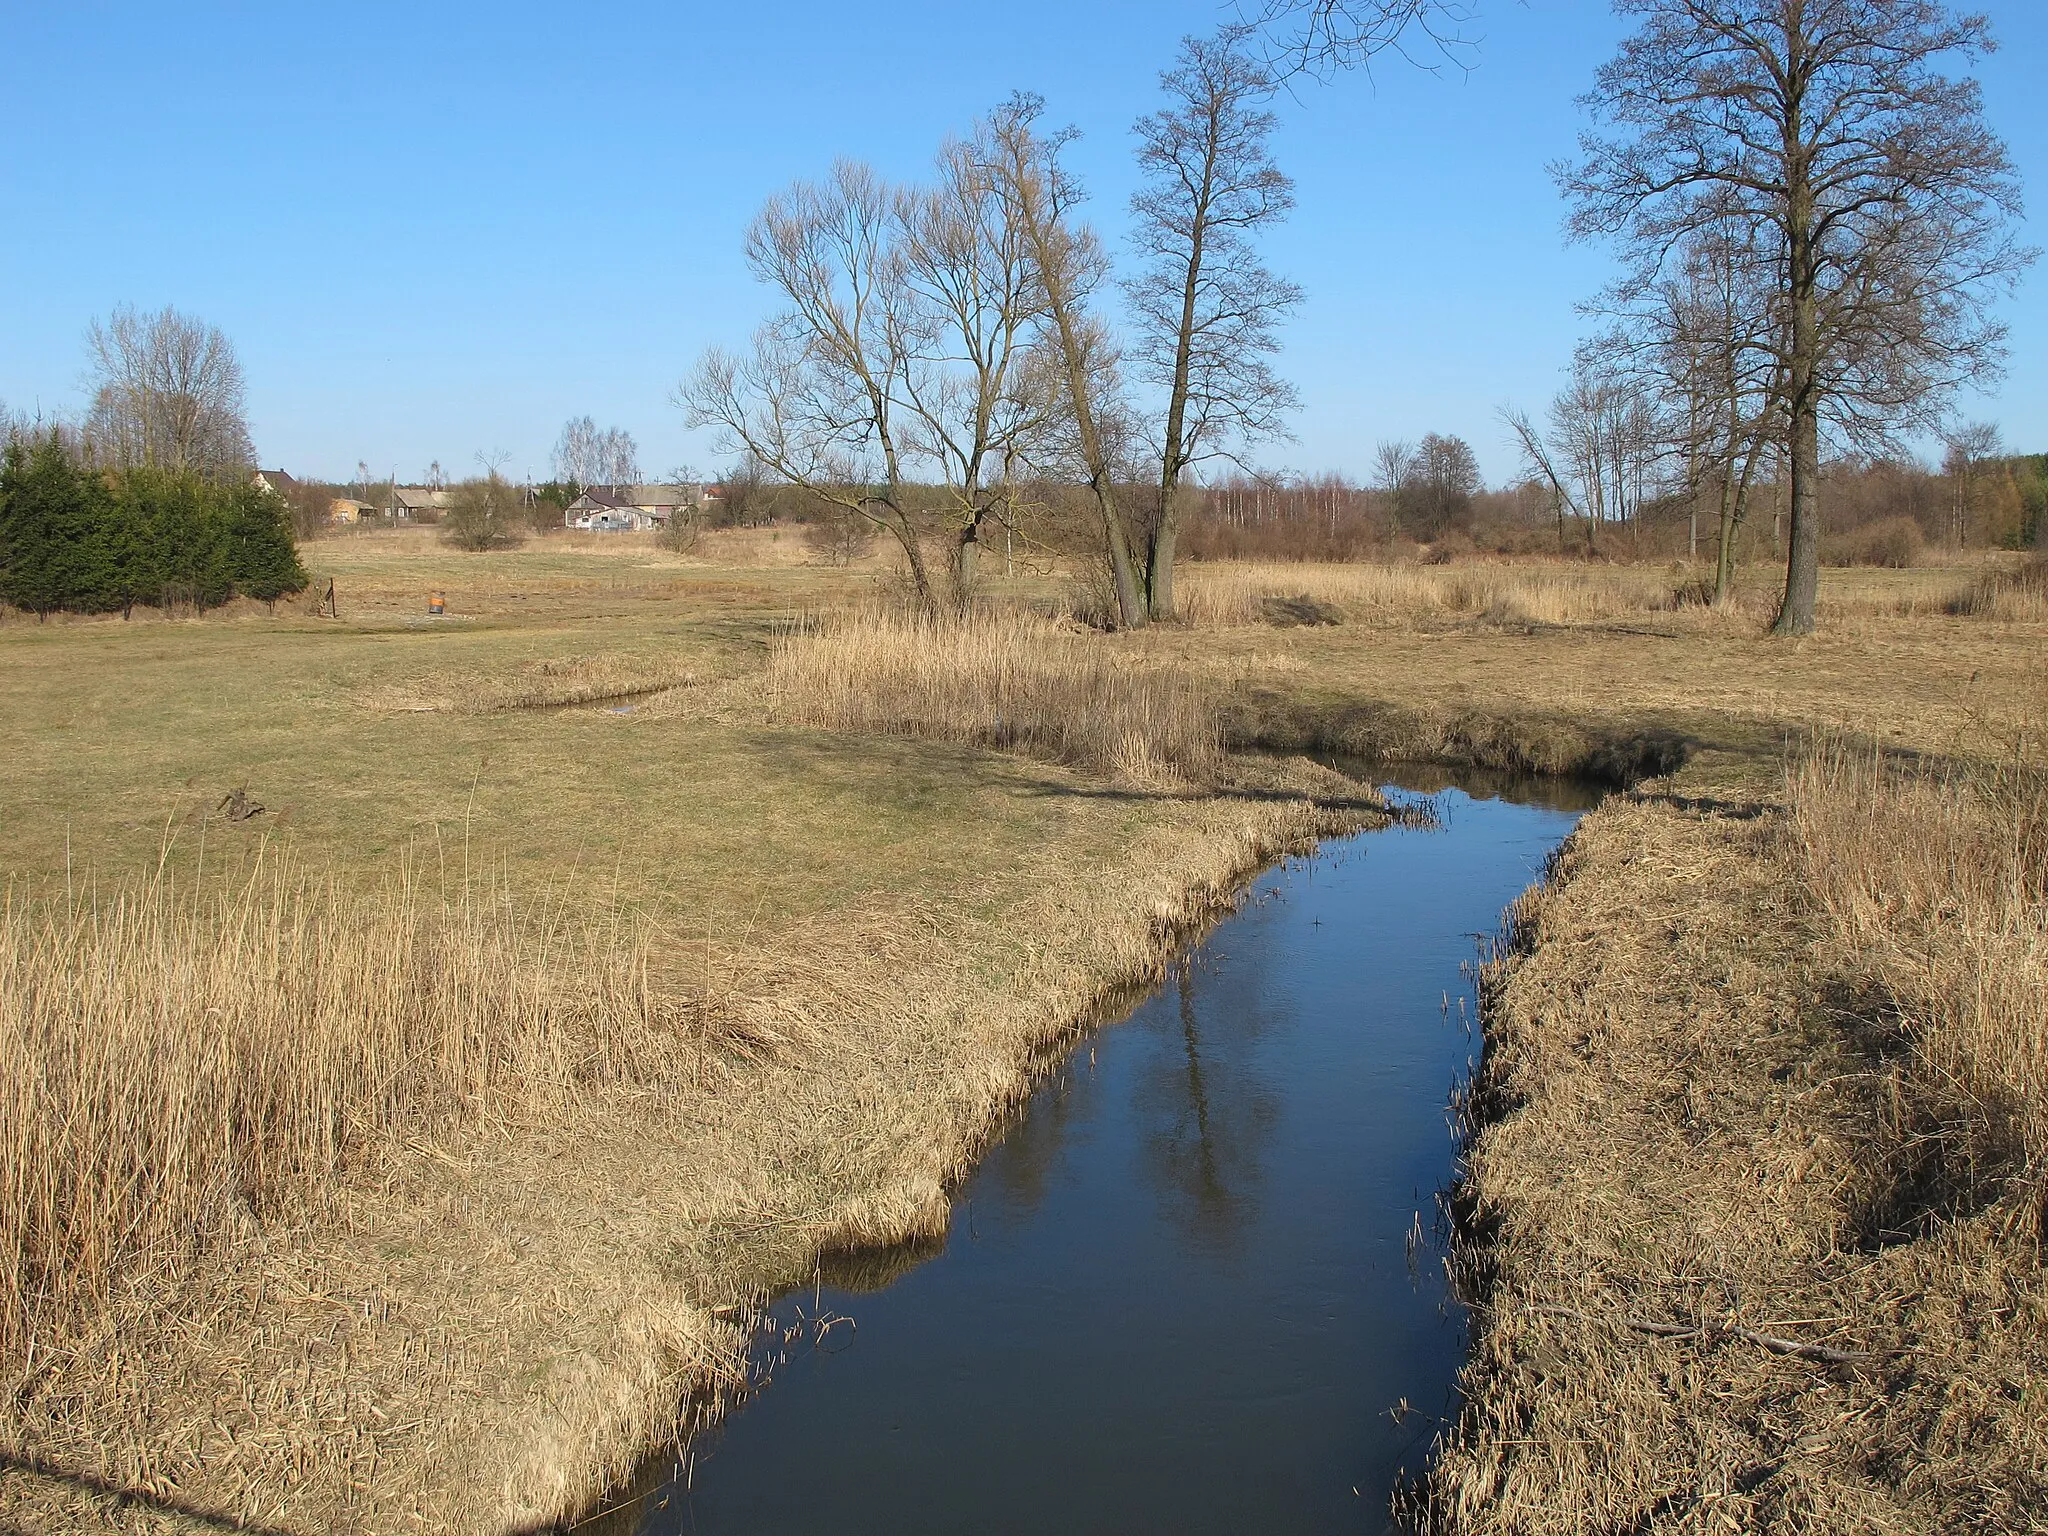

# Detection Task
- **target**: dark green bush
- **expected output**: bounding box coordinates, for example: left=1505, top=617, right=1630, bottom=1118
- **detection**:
left=0, top=439, right=306, bottom=616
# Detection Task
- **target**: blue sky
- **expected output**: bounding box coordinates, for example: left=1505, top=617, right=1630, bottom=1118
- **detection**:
left=1, top=1, right=2040, bottom=486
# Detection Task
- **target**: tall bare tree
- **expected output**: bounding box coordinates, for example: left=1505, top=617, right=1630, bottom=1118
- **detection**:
left=84, top=305, right=254, bottom=476
left=1663, top=232, right=1784, bottom=599
left=899, top=125, right=1051, bottom=602
left=1407, top=431, right=1482, bottom=537
left=985, top=94, right=1149, bottom=628
left=682, top=161, right=938, bottom=609
left=551, top=416, right=640, bottom=487
left=1942, top=420, right=2003, bottom=549
left=1562, top=0, right=2032, bottom=636
left=1128, top=31, right=1303, bottom=620
left=1504, top=354, right=1665, bottom=555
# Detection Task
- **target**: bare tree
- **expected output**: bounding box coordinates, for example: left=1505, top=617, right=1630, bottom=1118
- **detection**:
left=985, top=94, right=1149, bottom=628
left=1562, top=0, right=2033, bottom=636
left=1407, top=431, right=1481, bottom=537
left=1637, top=229, right=1786, bottom=600
left=1501, top=405, right=1579, bottom=552
left=1250, top=0, right=1479, bottom=75
left=681, top=161, right=938, bottom=610
left=1942, top=420, right=2003, bottom=549
left=552, top=416, right=599, bottom=485
left=552, top=417, right=640, bottom=487
left=444, top=470, right=526, bottom=551
left=716, top=454, right=769, bottom=527
left=1503, top=356, right=1665, bottom=556
left=1128, top=31, right=1303, bottom=620
left=898, top=123, right=1052, bottom=604
left=84, top=305, right=254, bottom=476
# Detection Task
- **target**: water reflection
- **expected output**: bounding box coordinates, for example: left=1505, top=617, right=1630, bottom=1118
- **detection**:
left=582, top=780, right=1591, bottom=1536
left=1131, top=957, right=1280, bottom=1255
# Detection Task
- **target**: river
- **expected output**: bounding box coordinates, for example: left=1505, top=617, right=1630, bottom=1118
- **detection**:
left=588, top=773, right=1596, bottom=1534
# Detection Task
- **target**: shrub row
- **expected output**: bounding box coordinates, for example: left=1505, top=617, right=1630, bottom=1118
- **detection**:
left=0, top=437, right=306, bottom=616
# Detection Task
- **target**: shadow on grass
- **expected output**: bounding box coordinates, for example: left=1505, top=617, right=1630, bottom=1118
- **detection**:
left=0, top=1449, right=293, bottom=1535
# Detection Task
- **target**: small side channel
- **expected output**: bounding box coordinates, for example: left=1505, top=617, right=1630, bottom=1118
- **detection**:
left=576, top=772, right=1600, bottom=1535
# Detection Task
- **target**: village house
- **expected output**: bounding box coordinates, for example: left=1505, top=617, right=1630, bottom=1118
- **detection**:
left=327, top=498, right=376, bottom=527
left=562, top=484, right=702, bottom=531
left=250, top=469, right=300, bottom=500
left=387, top=486, right=455, bottom=522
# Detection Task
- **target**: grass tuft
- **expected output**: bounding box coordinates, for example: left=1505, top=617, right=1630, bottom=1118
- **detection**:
left=1945, top=557, right=2048, bottom=622
left=762, top=607, right=1220, bottom=783
left=1791, top=727, right=2048, bottom=1198
left=0, top=856, right=705, bottom=1361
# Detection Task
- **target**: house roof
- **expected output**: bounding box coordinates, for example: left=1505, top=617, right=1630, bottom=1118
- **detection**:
left=390, top=486, right=454, bottom=511
left=252, top=469, right=299, bottom=494
left=576, top=483, right=698, bottom=510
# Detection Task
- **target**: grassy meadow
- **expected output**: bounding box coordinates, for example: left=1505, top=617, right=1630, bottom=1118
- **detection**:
left=2, top=525, right=2045, bottom=1533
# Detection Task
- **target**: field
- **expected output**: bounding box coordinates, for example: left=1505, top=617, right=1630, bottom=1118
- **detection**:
left=2, top=527, right=2044, bottom=1532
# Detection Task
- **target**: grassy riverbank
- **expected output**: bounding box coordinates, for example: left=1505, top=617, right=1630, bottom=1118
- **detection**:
left=1414, top=723, right=2047, bottom=1531
left=1, top=535, right=2042, bottom=1531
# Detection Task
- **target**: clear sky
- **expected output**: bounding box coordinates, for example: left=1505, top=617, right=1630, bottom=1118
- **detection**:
left=1, top=1, right=2040, bottom=486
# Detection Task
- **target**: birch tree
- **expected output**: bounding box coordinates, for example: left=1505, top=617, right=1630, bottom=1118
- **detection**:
left=84, top=305, right=255, bottom=476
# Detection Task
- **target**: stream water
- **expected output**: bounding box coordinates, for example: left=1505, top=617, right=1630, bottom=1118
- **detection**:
left=593, top=773, right=1598, bottom=1535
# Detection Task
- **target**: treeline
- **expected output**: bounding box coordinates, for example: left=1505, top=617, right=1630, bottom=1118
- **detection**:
left=0, top=438, right=306, bottom=617
left=1171, top=451, right=2046, bottom=566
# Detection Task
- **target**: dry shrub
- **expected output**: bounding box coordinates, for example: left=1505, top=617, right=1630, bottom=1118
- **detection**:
left=1791, top=734, right=2048, bottom=1193
left=1946, top=557, right=2048, bottom=622
left=0, top=858, right=701, bottom=1360
left=1179, top=560, right=1673, bottom=629
left=1822, top=514, right=1925, bottom=568
left=762, top=608, right=1218, bottom=782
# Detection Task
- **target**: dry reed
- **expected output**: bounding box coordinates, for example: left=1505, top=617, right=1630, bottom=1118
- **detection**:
left=0, top=853, right=699, bottom=1363
left=762, top=608, right=1219, bottom=782
left=1178, top=561, right=1682, bottom=629
left=1177, top=557, right=2010, bottom=630
left=1791, top=731, right=2048, bottom=1188
left=1945, top=557, right=2048, bottom=623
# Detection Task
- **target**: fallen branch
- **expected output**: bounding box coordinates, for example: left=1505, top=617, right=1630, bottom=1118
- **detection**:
left=1525, top=1303, right=1873, bottom=1364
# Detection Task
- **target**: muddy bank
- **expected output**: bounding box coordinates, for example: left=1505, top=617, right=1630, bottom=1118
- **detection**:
left=1419, top=789, right=2048, bottom=1531
left=1225, top=690, right=1692, bottom=786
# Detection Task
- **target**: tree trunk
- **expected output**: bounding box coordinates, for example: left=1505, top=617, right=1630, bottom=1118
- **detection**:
left=1148, top=480, right=1180, bottom=621
left=1773, top=105, right=1821, bottom=638
left=1714, top=472, right=1739, bottom=604
left=1772, top=280, right=1821, bottom=634
left=955, top=513, right=981, bottom=613
left=1094, top=483, right=1146, bottom=627
left=1773, top=395, right=1821, bottom=635
left=871, top=498, right=935, bottom=615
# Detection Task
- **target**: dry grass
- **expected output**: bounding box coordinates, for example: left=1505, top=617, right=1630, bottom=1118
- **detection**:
left=359, top=651, right=705, bottom=714
left=763, top=607, right=1220, bottom=783
left=1420, top=792, right=2048, bottom=1534
left=1946, top=556, right=2048, bottom=623
left=1178, top=560, right=1678, bottom=628
left=1791, top=728, right=2048, bottom=1200
left=5, top=529, right=2045, bottom=1533
left=1175, top=556, right=2006, bottom=632
left=0, top=851, right=707, bottom=1366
